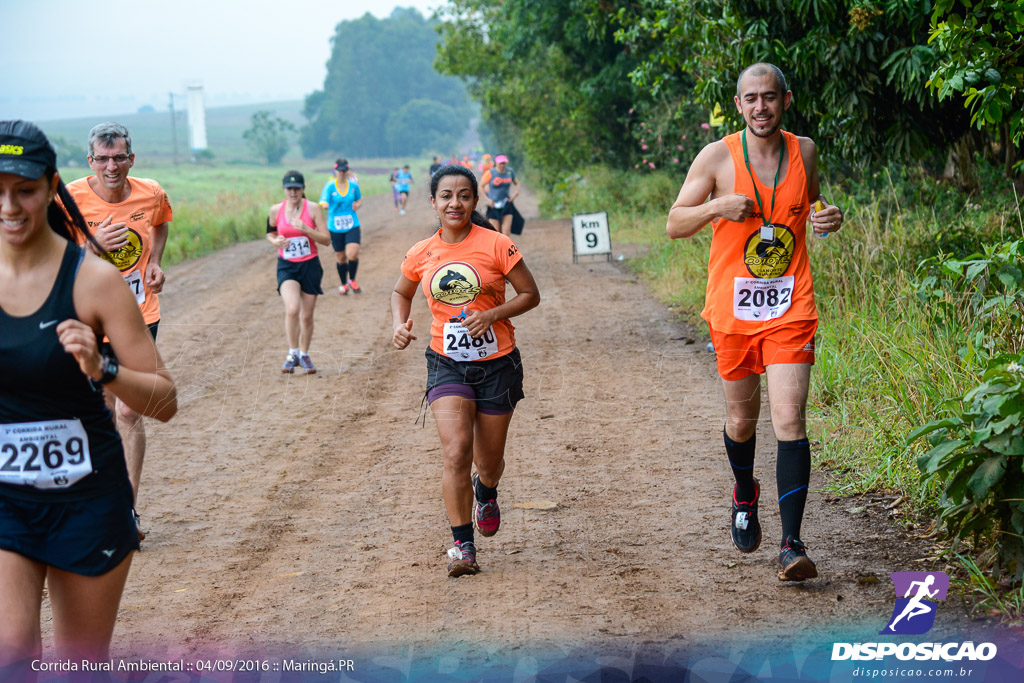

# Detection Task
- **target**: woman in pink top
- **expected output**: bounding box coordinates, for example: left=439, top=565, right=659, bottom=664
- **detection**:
left=266, top=170, right=330, bottom=374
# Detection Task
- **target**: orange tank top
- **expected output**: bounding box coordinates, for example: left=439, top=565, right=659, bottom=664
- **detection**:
left=700, top=129, right=817, bottom=333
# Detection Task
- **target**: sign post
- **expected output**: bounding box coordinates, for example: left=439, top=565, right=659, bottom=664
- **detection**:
left=571, top=211, right=612, bottom=264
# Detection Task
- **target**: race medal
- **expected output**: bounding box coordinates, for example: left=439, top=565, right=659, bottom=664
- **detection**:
left=733, top=276, right=795, bottom=321
left=334, top=215, right=355, bottom=231
left=760, top=225, right=775, bottom=242
left=123, top=269, right=145, bottom=305
left=442, top=322, right=499, bottom=361
left=0, top=419, right=93, bottom=489
left=284, top=236, right=311, bottom=259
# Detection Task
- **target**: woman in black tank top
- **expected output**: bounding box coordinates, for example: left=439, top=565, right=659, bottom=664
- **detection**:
left=0, top=120, right=177, bottom=671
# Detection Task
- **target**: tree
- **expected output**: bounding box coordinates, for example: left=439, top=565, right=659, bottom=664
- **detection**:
left=928, top=0, right=1024, bottom=177
left=243, top=110, right=296, bottom=164
left=616, top=0, right=974, bottom=172
left=385, top=99, right=464, bottom=156
left=436, top=0, right=639, bottom=184
left=301, top=8, right=471, bottom=158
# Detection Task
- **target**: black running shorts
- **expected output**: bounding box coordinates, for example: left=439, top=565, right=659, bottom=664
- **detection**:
left=277, top=257, right=324, bottom=296
left=425, top=346, right=524, bottom=415
left=329, top=227, right=361, bottom=251
left=0, top=478, right=139, bottom=576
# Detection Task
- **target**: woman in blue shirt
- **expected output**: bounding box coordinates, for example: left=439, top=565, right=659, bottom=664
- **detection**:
left=318, top=159, right=364, bottom=294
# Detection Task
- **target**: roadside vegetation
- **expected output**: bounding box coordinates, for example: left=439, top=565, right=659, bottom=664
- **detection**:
left=434, top=0, right=1024, bottom=609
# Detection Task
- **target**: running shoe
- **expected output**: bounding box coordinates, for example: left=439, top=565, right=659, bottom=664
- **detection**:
left=281, top=353, right=298, bottom=373
left=472, top=473, right=501, bottom=537
left=446, top=540, right=480, bottom=577
left=400, top=209, right=406, bottom=215
left=298, top=354, right=316, bottom=374
left=730, top=478, right=761, bottom=553
left=132, top=508, right=146, bottom=542
left=348, top=280, right=361, bottom=294
left=338, top=284, right=348, bottom=295
left=778, top=535, right=818, bottom=581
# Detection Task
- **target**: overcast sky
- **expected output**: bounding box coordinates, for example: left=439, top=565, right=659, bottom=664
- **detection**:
left=1, top=0, right=441, bottom=121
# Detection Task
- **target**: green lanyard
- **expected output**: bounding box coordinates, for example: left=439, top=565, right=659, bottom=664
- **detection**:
left=742, top=129, right=784, bottom=227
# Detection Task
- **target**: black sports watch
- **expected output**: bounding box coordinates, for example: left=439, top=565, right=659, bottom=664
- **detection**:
left=94, top=354, right=119, bottom=385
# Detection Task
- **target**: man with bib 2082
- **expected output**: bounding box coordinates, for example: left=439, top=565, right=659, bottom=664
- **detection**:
left=666, top=63, right=843, bottom=581
left=66, top=122, right=172, bottom=541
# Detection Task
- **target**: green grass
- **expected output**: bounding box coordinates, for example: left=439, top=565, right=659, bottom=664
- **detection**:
left=60, top=156, right=432, bottom=267
left=542, top=163, right=1023, bottom=519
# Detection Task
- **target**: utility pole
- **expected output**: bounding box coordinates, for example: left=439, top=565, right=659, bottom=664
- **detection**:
left=169, top=92, right=179, bottom=165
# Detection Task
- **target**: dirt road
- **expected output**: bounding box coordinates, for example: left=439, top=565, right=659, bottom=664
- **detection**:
left=50, top=183, right=985, bottom=665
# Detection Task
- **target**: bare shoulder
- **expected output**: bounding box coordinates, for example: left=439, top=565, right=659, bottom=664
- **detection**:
left=796, top=135, right=817, bottom=159
left=696, top=138, right=731, bottom=165
left=675, top=139, right=733, bottom=205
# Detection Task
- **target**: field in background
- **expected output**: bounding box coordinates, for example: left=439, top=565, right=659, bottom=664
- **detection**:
left=40, top=98, right=440, bottom=266
left=41, top=101, right=306, bottom=163
left=61, top=157, right=432, bottom=267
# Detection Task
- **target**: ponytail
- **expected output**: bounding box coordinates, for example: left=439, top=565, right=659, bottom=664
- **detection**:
left=471, top=210, right=495, bottom=230
left=50, top=175, right=102, bottom=252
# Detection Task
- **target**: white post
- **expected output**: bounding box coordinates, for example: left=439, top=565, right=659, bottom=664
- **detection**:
left=185, top=82, right=207, bottom=152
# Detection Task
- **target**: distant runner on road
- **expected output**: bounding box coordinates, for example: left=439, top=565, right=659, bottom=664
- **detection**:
left=390, top=164, right=541, bottom=577
left=319, top=159, right=363, bottom=295
left=267, top=171, right=330, bottom=375
left=480, top=154, right=519, bottom=237
left=395, top=165, right=413, bottom=215
left=67, top=122, right=173, bottom=541
left=429, top=156, right=443, bottom=179
left=666, top=63, right=843, bottom=581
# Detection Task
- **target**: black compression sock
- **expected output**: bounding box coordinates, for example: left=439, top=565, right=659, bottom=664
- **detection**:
left=451, top=522, right=474, bottom=546
left=336, top=263, right=346, bottom=285
left=475, top=476, right=498, bottom=502
left=347, top=259, right=359, bottom=281
left=724, top=429, right=757, bottom=502
left=776, top=438, right=811, bottom=545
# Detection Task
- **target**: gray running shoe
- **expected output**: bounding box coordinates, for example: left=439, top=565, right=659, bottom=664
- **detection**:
left=446, top=541, right=480, bottom=577
left=298, top=354, right=316, bottom=374
left=281, top=353, right=298, bottom=373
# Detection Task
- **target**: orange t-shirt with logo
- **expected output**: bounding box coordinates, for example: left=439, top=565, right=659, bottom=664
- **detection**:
left=67, top=176, right=172, bottom=324
left=401, top=225, right=523, bottom=360
left=700, top=130, right=817, bottom=334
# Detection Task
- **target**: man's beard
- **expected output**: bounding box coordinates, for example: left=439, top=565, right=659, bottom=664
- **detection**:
left=748, top=119, right=781, bottom=138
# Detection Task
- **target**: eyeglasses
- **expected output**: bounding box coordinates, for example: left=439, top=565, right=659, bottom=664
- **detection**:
left=91, top=154, right=131, bottom=164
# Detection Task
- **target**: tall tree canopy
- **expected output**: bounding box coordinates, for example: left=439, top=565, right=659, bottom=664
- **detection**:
left=436, top=0, right=639, bottom=184
left=301, top=8, right=471, bottom=158
left=436, top=0, right=1021, bottom=186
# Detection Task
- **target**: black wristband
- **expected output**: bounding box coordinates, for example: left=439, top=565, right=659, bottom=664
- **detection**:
left=93, top=354, right=119, bottom=385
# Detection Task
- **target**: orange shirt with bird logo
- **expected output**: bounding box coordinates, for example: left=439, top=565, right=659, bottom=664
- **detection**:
left=401, top=225, right=523, bottom=360
left=67, top=176, right=172, bottom=325
left=701, top=130, right=817, bottom=334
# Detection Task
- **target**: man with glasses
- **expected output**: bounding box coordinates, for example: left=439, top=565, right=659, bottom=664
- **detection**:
left=67, top=122, right=173, bottom=542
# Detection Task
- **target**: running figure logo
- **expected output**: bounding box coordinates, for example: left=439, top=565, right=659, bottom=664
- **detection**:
left=881, top=571, right=949, bottom=635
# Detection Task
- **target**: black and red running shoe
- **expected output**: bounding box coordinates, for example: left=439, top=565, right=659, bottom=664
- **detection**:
left=731, top=477, right=762, bottom=553
left=778, top=535, right=818, bottom=581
